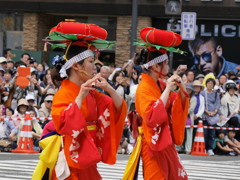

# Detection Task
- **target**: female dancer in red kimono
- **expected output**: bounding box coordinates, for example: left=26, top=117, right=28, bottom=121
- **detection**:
left=123, top=28, right=189, bottom=180
left=43, top=22, right=127, bottom=180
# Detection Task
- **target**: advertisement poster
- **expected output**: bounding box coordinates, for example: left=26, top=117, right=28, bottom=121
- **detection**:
left=153, top=18, right=240, bottom=77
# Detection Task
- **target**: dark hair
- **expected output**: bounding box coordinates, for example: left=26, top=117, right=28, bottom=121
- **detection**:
left=37, top=63, right=45, bottom=71
left=134, top=49, right=164, bottom=68
left=4, top=69, right=12, bottom=76
left=112, top=70, right=125, bottom=83
left=7, top=61, right=14, bottom=64
left=14, top=61, right=27, bottom=68
left=188, top=36, right=218, bottom=55
left=228, top=70, right=235, bottom=77
left=219, top=74, right=227, bottom=79
left=28, top=105, right=37, bottom=117
left=216, top=130, right=225, bottom=136
left=3, top=48, right=11, bottom=56
left=186, top=70, right=195, bottom=76
left=206, top=78, right=216, bottom=86
left=51, top=45, right=88, bottom=86
left=21, top=53, right=30, bottom=59
left=6, top=107, right=14, bottom=115
left=108, top=63, right=116, bottom=68
left=225, top=83, right=237, bottom=92
left=228, top=129, right=236, bottom=134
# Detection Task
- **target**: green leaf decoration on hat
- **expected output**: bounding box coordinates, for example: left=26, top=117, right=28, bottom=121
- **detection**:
left=134, top=40, right=186, bottom=54
left=44, top=31, right=115, bottom=50
left=89, top=40, right=115, bottom=49
left=49, top=31, right=79, bottom=41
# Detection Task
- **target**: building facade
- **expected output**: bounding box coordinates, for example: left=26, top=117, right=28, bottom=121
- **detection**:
left=0, top=0, right=240, bottom=67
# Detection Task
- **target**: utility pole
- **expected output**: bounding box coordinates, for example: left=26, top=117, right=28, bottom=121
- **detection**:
left=130, top=0, right=138, bottom=58
left=169, top=17, right=177, bottom=71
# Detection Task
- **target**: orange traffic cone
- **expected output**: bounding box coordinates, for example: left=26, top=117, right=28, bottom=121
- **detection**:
left=12, top=112, right=39, bottom=154
left=191, top=120, right=208, bottom=156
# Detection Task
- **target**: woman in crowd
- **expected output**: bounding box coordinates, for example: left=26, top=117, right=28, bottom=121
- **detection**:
left=33, top=22, right=127, bottom=180
left=17, top=106, right=42, bottom=151
left=192, top=80, right=205, bottom=141
left=12, top=98, right=29, bottom=128
left=36, top=63, right=46, bottom=80
left=0, top=104, right=18, bottom=151
left=221, top=80, right=240, bottom=140
left=111, top=70, right=128, bottom=99
left=25, top=71, right=42, bottom=105
left=123, top=28, right=189, bottom=180
left=39, top=69, right=57, bottom=105
left=201, top=77, right=221, bottom=156
left=6, top=106, right=14, bottom=118
left=127, top=65, right=142, bottom=111
left=2, top=69, right=13, bottom=102
left=184, top=83, right=196, bottom=154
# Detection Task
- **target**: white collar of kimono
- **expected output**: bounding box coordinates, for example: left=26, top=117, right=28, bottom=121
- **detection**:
left=60, top=50, right=94, bottom=78
left=143, top=54, right=168, bottom=69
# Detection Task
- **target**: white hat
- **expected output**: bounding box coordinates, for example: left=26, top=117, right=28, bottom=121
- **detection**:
left=30, top=67, right=36, bottom=73
left=223, top=80, right=237, bottom=91
left=25, top=94, right=35, bottom=101
left=45, top=95, right=53, bottom=101
left=0, top=57, right=7, bottom=63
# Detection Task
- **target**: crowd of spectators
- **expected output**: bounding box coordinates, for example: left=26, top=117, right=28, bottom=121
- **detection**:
left=0, top=48, right=240, bottom=156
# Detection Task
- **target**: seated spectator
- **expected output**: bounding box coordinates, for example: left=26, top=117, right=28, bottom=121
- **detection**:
left=214, top=78, right=225, bottom=95
left=192, top=80, right=205, bottom=141
left=118, top=123, right=131, bottom=154
left=25, top=71, right=42, bottom=105
left=39, top=95, right=53, bottom=128
left=6, top=107, right=14, bottom=118
left=0, top=104, right=18, bottom=151
left=25, top=93, right=39, bottom=117
left=39, top=69, right=56, bottom=104
left=221, top=80, right=240, bottom=127
left=12, top=99, right=29, bottom=129
left=213, top=130, right=235, bottom=156
left=46, top=88, right=56, bottom=97
left=224, top=130, right=240, bottom=155
left=2, top=69, right=13, bottom=102
left=0, top=57, right=7, bottom=70
left=7, top=60, right=15, bottom=70
left=0, top=66, right=5, bottom=78
left=10, top=72, right=27, bottom=110
left=18, top=107, right=42, bottom=151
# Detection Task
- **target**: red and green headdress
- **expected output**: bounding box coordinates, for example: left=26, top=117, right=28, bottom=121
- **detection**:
left=135, top=27, right=185, bottom=69
left=44, top=22, right=114, bottom=77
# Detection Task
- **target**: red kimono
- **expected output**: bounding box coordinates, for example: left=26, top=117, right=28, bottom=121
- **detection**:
left=135, top=73, right=189, bottom=180
left=52, top=80, right=127, bottom=180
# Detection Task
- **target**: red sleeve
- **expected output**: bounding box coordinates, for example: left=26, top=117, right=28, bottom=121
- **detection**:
left=52, top=90, right=87, bottom=135
left=146, top=99, right=169, bottom=128
left=58, top=102, right=87, bottom=135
